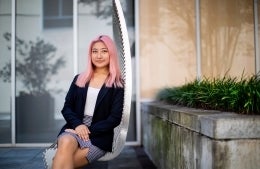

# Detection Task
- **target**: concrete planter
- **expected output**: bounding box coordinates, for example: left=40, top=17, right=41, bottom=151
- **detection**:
left=141, top=102, right=260, bottom=169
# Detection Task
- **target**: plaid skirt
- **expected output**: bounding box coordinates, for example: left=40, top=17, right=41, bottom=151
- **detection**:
left=59, top=115, right=106, bottom=163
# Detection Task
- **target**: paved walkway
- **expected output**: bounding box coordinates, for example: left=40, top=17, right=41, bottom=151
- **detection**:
left=0, top=146, right=156, bottom=169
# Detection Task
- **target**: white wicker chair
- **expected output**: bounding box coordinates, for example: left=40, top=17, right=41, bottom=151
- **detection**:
left=43, top=0, right=132, bottom=167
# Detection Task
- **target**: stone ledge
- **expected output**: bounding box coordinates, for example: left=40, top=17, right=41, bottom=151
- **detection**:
left=200, top=114, right=260, bottom=139
left=141, top=101, right=260, bottom=169
left=143, top=101, right=260, bottom=139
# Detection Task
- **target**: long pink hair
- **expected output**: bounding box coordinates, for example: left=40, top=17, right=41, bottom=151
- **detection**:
left=76, top=35, right=124, bottom=88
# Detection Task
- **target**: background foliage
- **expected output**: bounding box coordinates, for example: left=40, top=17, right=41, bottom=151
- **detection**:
left=156, top=74, right=260, bottom=115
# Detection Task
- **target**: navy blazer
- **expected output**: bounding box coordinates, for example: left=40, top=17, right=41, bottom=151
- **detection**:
left=59, top=75, right=124, bottom=152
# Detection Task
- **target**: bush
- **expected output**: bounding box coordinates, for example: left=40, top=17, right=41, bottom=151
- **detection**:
left=156, top=74, right=260, bottom=115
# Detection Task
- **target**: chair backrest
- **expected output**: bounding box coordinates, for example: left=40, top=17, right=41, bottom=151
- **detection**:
left=99, top=0, right=132, bottom=161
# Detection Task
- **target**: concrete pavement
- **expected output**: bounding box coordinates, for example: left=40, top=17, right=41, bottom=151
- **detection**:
left=0, top=146, right=157, bottom=169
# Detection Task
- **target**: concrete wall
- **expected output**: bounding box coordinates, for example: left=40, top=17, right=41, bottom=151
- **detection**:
left=139, top=0, right=255, bottom=99
left=141, top=102, right=260, bottom=169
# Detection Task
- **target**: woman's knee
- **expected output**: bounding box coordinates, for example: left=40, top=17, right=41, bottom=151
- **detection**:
left=58, top=134, right=77, bottom=149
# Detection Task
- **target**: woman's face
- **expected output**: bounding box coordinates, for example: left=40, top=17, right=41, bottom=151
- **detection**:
left=91, top=41, right=110, bottom=69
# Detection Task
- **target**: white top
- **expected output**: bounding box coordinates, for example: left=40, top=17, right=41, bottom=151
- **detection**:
left=84, top=87, right=100, bottom=116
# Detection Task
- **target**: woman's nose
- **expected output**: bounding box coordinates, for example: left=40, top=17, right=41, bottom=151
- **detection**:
left=97, top=52, right=102, bottom=58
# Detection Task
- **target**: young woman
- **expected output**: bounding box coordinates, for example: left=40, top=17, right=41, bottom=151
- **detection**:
left=52, top=35, right=124, bottom=169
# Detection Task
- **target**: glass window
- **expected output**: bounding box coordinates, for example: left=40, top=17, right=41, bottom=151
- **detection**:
left=16, top=0, right=73, bottom=143
left=0, top=0, right=138, bottom=144
left=43, top=0, right=73, bottom=29
left=0, top=0, right=12, bottom=143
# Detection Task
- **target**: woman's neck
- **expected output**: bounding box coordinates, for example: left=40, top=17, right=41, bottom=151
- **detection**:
left=93, top=67, right=109, bottom=76
left=90, top=68, right=109, bottom=88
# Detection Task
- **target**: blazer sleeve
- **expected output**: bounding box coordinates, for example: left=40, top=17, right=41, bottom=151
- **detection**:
left=89, top=87, right=124, bottom=136
left=61, top=75, right=83, bottom=129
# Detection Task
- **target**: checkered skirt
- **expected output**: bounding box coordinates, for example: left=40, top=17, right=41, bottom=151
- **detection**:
left=59, top=115, right=106, bottom=163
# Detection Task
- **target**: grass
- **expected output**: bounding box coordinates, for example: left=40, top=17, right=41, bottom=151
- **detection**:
left=156, top=74, right=260, bottom=115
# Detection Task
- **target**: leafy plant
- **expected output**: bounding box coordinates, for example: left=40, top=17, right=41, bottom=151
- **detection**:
left=0, top=32, right=66, bottom=96
left=156, top=74, right=260, bottom=115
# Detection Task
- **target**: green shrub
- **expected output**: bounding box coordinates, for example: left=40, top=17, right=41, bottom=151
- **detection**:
left=156, top=74, right=260, bottom=115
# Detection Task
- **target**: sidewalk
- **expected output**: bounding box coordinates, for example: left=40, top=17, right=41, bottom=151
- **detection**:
left=0, top=146, right=156, bottom=169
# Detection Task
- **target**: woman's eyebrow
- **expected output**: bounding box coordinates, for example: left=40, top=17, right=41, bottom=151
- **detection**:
left=92, top=48, right=108, bottom=50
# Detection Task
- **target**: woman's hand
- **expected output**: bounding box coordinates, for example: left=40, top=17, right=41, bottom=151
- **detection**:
left=75, top=124, right=91, bottom=141
left=65, top=129, right=77, bottom=134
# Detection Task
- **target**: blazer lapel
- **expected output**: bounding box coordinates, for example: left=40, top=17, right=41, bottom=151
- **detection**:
left=77, top=84, right=87, bottom=115
left=95, top=84, right=109, bottom=107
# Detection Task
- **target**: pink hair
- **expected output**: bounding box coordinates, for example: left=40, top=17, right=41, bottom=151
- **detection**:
left=76, top=35, right=124, bottom=88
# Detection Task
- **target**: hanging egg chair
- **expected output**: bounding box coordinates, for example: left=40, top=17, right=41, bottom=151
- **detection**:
left=43, top=0, right=132, bottom=167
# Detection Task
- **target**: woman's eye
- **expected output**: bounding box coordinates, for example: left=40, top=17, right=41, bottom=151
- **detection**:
left=101, top=50, right=108, bottom=54
left=92, top=49, right=108, bottom=54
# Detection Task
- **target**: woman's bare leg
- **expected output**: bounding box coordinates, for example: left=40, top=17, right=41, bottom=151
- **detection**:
left=52, top=135, right=78, bottom=169
left=73, top=148, right=89, bottom=168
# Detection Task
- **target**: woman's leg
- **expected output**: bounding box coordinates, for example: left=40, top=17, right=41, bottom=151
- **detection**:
left=73, top=148, right=89, bottom=168
left=52, top=134, right=78, bottom=169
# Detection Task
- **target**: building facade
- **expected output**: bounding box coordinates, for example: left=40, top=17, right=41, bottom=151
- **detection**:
left=0, top=0, right=259, bottom=146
